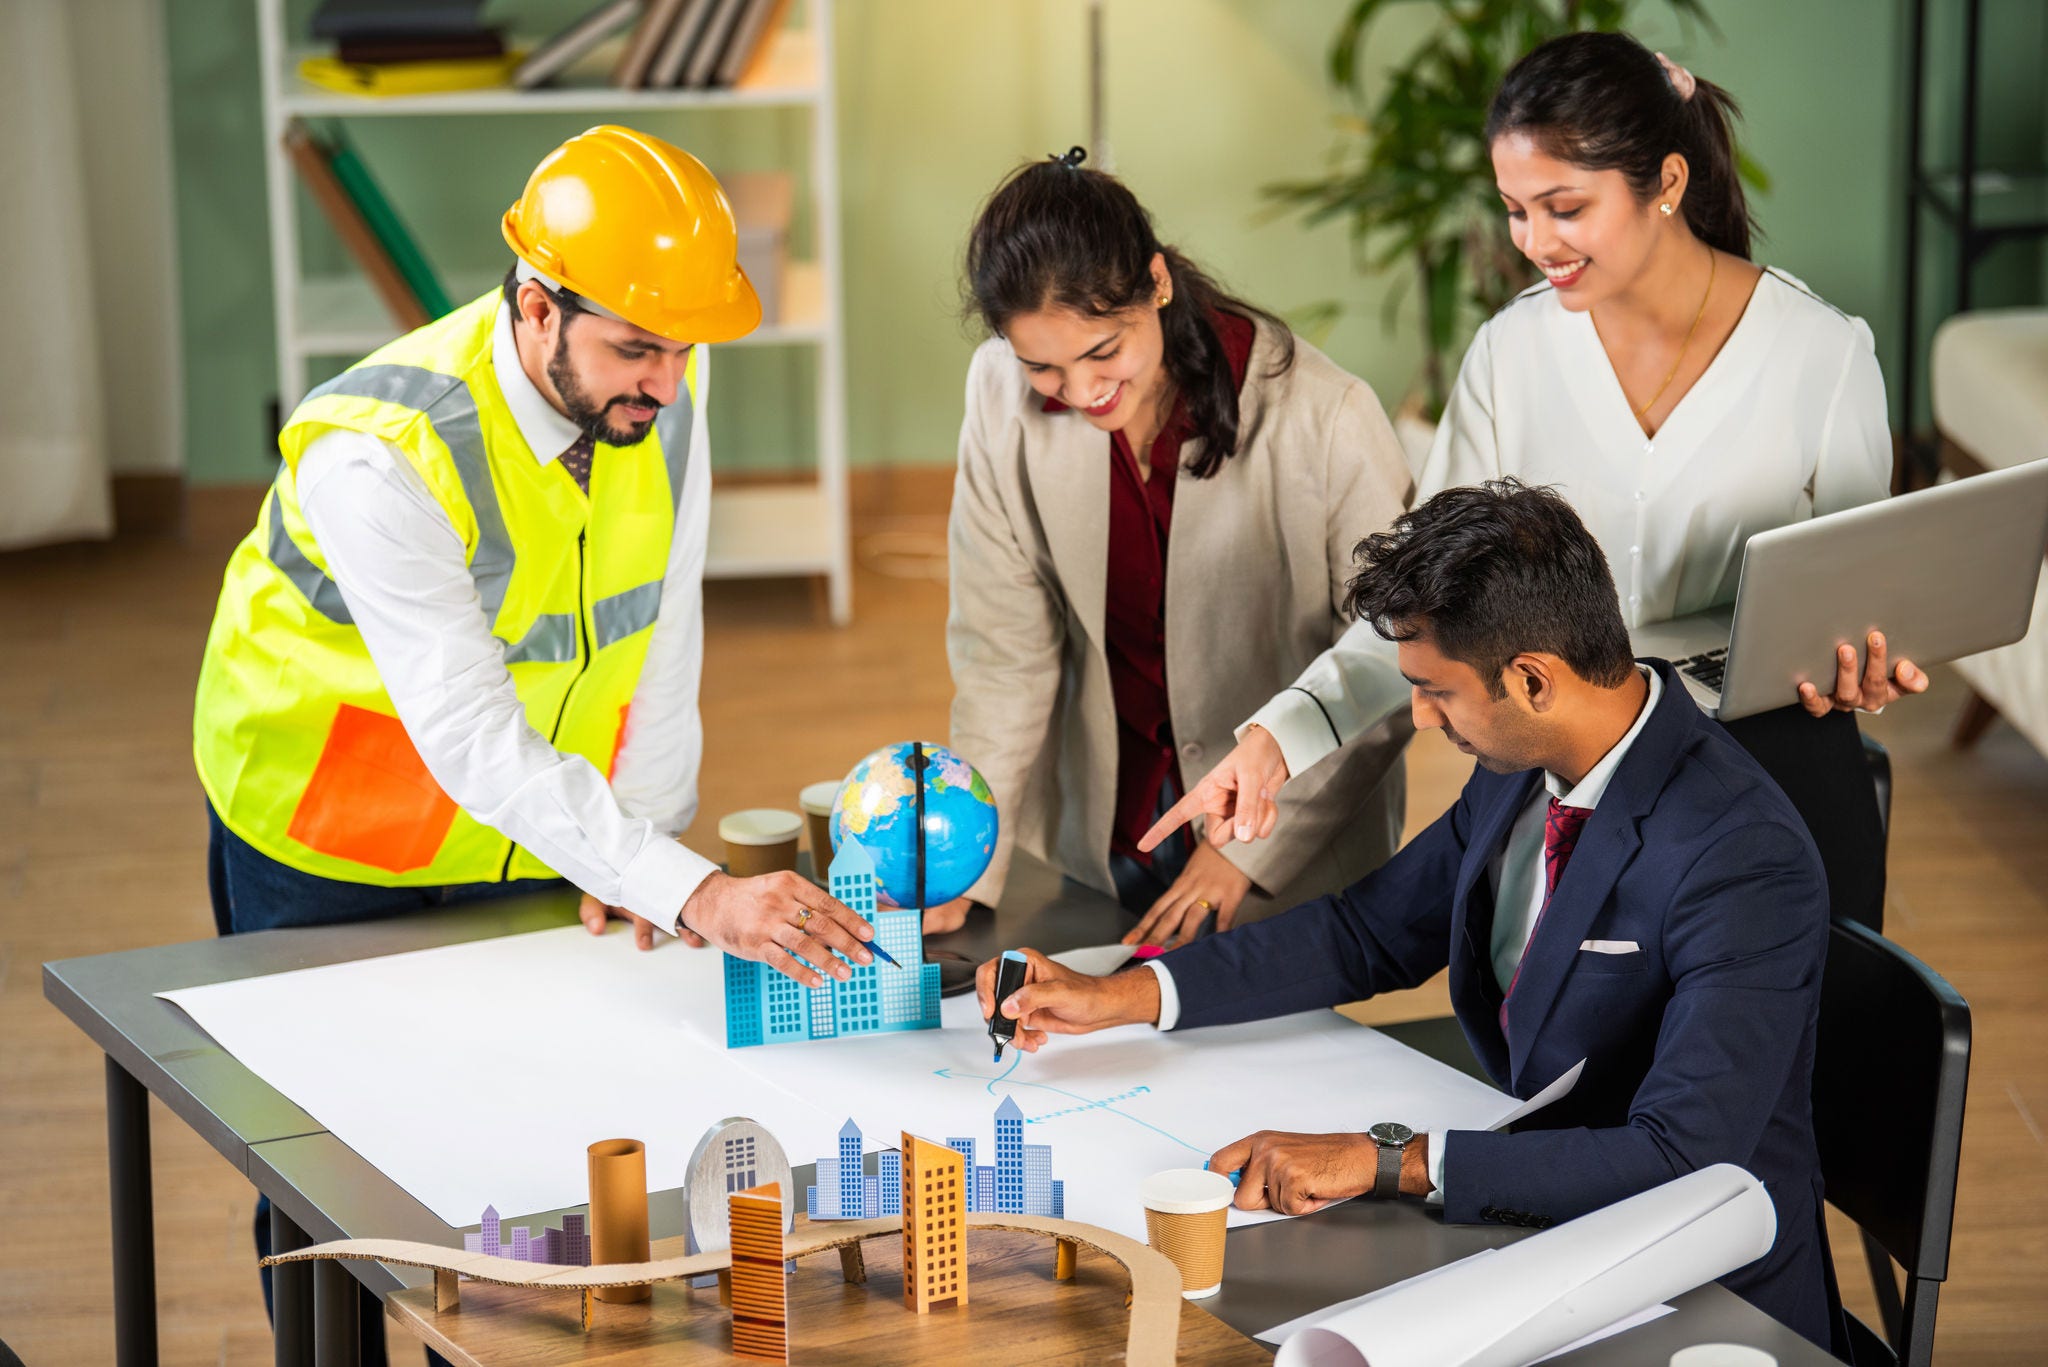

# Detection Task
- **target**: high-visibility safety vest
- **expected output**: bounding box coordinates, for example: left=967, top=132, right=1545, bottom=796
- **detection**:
left=194, top=292, right=698, bottom=885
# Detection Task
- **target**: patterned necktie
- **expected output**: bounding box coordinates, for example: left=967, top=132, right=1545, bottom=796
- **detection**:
left=559, top=432, right=596, bottom=494
left=1541, top=797, right=1592, bottom=901
left=1500, top=797, right=1593, bottom=1039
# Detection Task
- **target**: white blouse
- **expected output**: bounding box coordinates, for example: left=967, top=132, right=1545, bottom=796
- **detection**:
left=1244, top=268, right=1893, bottom=775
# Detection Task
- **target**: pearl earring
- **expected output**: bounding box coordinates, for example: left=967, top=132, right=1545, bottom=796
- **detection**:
left=1660, top=203, right=1674, bottom=217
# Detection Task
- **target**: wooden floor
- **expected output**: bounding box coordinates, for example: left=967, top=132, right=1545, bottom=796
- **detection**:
left=3, top=486, right=2044, bottom=1363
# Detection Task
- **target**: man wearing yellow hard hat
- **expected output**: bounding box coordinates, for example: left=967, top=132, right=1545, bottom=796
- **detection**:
left=195, top=122, right=880, bottom=1360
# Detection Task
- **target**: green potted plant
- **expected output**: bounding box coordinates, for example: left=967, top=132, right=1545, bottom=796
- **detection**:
left=1268, top=0, right=1755, bottom=424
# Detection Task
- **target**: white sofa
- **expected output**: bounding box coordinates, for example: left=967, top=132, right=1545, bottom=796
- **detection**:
left=1930, top=309, right=2048, bottom=758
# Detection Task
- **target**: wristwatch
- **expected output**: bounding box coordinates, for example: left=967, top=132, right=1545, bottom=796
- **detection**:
left=1366, top=1121, right=1415, bottom=1200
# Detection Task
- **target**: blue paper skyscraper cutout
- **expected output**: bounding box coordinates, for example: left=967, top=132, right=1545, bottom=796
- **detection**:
left=805, top=1117, right=904, bottom=1220
left=804, top=1106, right=1063, bottom=1221
left=959, top=1095, right=1062, bottom=1217
left=723, top=837, right=942, bottom=1049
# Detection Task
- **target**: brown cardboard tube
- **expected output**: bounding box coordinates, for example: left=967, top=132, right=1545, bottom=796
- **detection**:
left=588, top=1138, right=651, bottom=1303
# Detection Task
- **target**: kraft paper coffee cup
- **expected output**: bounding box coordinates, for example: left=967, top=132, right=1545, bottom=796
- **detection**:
left=798, top=781, right=840, bottom=877
left=720, top=809, right=802, bottom=878
left=1140, top=1168, right=1234, bottom=1299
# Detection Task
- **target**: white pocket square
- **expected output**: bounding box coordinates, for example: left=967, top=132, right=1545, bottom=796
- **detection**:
left=1579, top=939, right=1640, bottom=955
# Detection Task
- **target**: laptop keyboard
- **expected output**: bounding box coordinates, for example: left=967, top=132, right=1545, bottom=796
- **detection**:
left=1675, top=647, right=1728, bottom=691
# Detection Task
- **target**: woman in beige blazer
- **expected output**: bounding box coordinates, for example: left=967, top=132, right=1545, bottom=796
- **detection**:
left=935, top=150, right=1412, bottom=946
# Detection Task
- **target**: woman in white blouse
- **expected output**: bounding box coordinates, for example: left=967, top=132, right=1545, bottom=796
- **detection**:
left=1140, top=31, right=1924, bottom=938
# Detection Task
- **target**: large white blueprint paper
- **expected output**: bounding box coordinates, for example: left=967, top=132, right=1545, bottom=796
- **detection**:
left=163, top=925, right=1523, bottom=1241
left=661, top=941, right=1524, bottom=1242
left=1270, top=1163, right=1777, bottom=1367
left=160, top=926, right=838, bottom=1225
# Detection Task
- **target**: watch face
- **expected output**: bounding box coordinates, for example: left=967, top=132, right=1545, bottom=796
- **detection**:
left=1368, top=1121, right=1415, bottom=1147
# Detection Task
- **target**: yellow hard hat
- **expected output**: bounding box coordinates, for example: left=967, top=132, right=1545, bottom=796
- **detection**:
left=502, top=125, right=761, bottom=344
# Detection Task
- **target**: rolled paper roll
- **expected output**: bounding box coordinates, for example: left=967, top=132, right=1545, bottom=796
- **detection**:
left=1273, top=1164, right=1777, bottom=1367
left=587, top=1138, right=652, bottom=1303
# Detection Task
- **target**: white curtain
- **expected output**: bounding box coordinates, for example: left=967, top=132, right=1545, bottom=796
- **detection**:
left=0, top=0, right=184, bottom=549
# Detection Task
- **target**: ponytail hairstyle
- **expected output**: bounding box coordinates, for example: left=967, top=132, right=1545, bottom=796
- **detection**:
left=1485, top=32, right=1755, bottom=260
left=963, top=148, right=1294, bottom=479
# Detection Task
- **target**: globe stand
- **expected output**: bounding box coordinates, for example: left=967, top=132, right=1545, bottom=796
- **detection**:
left=909, top=741, right=929, bottom=918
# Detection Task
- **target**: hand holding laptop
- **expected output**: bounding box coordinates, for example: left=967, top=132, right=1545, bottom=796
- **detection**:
left=1794, top=629, right=1930, bottom=717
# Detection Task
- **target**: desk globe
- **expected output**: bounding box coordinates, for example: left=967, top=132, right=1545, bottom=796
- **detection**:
left=829, top=741, right=998, bottom=907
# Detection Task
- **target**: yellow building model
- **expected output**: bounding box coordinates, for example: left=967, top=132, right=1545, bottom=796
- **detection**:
left=901, top=1132, right=968, bottom=1313
left=728, top=1181, right=788, bottom=1363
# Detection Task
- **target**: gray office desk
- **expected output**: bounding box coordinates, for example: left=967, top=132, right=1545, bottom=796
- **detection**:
left=46, top=853, right=1834, bottom=1366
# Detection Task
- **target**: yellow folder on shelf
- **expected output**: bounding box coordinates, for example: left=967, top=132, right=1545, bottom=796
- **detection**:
left=296, top=52, right=524, bottom=98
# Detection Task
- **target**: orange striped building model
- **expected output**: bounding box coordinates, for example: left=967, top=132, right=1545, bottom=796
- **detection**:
left=901, top=1132, right=968, bottom=1313
left=728, top=1181, right=788, bottom=1363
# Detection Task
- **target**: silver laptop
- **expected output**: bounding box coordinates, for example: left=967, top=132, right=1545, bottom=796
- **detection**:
left=1628, top=460, right=2048, bottom=722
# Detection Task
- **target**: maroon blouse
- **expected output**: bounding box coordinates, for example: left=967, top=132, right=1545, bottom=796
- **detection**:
left=1042, top=309, right=1257, bottom=865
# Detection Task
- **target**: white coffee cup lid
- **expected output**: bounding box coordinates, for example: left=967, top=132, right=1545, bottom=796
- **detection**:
left=1140, top=1168, right=1235, bottom=1214
left=1670, top=1347, right=1776, bottom=1367
left=719, top=809, right=803, bottom=845
left=799, top=781, right=841, bottom=815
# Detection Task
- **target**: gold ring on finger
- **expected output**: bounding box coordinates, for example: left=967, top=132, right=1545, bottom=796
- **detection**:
left=795, top=905, right=813, bottom=930
left=1195, top=899, right=1215, bottom=913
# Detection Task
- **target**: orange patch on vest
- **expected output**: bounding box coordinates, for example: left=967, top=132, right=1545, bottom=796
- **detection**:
left=288, top=703, right=459, bottom=873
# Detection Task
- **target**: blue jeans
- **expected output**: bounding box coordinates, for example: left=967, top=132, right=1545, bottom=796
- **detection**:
left=208, top=804, right=564, bottom=1367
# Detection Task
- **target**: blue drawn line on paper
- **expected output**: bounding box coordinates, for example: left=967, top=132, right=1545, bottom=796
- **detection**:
left=934, top=1068, right=1205, bottom=1155
left=982, top=1053, right=1022, bottom=1094
left=1026, top=1085, right=1154, bottom=1120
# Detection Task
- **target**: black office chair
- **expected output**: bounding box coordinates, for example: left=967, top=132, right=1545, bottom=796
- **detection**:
left=1862, top=733, right=1892, bottom=844
left=1813, top=918, right=1970, bottom=1367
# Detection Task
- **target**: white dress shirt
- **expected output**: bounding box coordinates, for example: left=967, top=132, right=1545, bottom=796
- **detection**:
left=293, top=302, right=717, bottom=929
left=1242, top=268, right=1892, bottom=777
left=1148, top=666, right=1661, bottom=1201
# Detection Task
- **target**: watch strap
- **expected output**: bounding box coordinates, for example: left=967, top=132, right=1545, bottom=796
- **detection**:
left=1373, top=1137, right=1403, bottom=1200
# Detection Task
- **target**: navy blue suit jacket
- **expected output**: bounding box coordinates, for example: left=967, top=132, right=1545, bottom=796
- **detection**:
left=1161, top=660, right=1835, bottom=1345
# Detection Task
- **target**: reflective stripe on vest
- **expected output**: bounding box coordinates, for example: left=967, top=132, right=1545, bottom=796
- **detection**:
left=265, top=359, right=695, bottom=653
left=266, top=486, right=354, bottom=625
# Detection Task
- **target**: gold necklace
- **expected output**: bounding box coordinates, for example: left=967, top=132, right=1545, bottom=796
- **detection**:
left=1632, top=249, right=1717, bottom=420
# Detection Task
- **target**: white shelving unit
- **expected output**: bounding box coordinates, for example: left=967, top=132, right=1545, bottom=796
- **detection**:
left=254, top=1, right=851, bottom=622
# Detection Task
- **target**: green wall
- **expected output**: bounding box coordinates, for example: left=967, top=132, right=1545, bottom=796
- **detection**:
left=167, top=0, right=2035, bottom=485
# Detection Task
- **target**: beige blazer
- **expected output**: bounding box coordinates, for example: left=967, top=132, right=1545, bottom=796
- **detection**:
left=947, top=322, right=1414, bottom=916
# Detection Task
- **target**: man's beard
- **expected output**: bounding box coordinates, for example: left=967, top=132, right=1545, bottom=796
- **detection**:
left=548, top=326, right=660, bottom=447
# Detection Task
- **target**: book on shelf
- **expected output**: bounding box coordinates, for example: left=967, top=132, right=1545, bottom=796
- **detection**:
left=647, top=0, right=722, bottom=88
left=310, top=0, right=489, bottom=41
left=281, top=120, right=430, bottom=331
left=612, top=0, right=688, bottom=89
left=681, top=0, right=753, bottom=89
left=321, top=125, right=457, bottom=318
left=297, top=52, right=522, bottom=98
left=513, top=0, right=643, bottom=90
left=713, top=0, right=792, bottom=88
left=336, top=33, right=506, bottom=64
left=724, top=171, right=793, bottom=324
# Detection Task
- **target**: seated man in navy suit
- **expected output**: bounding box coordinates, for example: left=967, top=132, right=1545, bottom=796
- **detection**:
left=977, top=479, right=1837, bottom=1346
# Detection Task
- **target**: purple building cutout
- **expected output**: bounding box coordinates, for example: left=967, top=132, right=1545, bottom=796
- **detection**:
left=461, top=1204, right=592, bottom=1268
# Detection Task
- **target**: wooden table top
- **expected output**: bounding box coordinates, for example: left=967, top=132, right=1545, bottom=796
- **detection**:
left=388, top=1224, right=1270, bottom=1365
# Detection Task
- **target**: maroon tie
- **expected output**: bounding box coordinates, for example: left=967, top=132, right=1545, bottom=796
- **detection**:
left=1499, top=797, right=1592, bottom=1039
left=559, top=432, right=596, bottom=494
